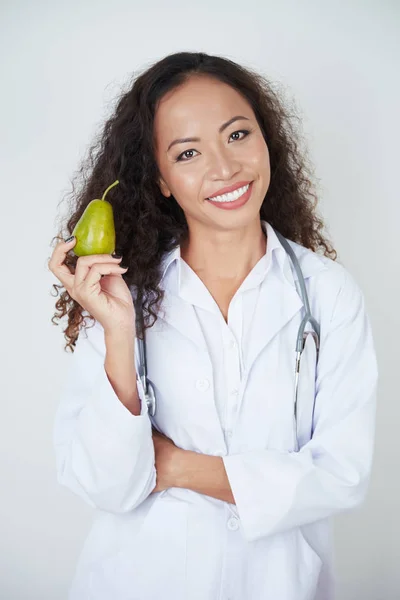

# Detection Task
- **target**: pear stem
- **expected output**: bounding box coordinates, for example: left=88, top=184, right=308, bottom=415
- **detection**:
left=101, top=179, right=119, bottom=201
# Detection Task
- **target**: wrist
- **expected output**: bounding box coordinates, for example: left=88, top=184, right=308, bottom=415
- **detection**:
left=104, top=325, right=136, bottom=345
left=104, top=326, right=137, bottom=383
left=174, top=448, right=196, bottom=489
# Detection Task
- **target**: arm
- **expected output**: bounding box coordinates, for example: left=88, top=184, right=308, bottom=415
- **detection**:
left=53, top=319, right=156, bottom=513
left=175, top=451, right=234, bottom=504
left=104, top=328, right=141, bottom=416
left=176, top=269, right=378, bottom=543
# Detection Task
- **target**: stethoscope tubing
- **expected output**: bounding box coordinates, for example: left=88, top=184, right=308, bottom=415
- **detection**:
left=135, top=228, right=321, bottom=437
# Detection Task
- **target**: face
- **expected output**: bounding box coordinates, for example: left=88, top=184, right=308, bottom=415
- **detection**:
left=153, top=75, right=271, bottom=234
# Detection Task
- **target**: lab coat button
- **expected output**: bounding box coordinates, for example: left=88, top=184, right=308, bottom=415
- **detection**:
left=226, top=429, right=233, bottom=438
left=195, top=378, right=210, bottom=392
left=229, top=339, right=236, bottom=349
left=227, top=517, right=239, bottom=531
left=230, top=389, right=239, bottom=396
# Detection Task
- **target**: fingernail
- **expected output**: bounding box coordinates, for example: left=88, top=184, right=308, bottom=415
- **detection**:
left=112, top=253, right=123, bottom=259
left=64, top=235, right=75, bottom=243
left=120, top=264, right=128, bottom=270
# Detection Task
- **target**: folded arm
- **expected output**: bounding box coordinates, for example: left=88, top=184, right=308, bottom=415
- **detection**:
left=174, top=269, right=378, bottom=542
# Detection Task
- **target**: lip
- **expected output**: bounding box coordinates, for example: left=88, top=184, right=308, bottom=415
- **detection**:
left=207, top=180, right=252, bottom=199
left=206, top=181, right=253, bottom=211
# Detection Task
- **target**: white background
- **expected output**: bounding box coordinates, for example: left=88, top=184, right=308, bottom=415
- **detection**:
left=1, top=0, right=398, bottom=598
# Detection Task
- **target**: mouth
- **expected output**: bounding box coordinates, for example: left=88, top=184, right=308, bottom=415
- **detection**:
left=206, top=181, right=253, bottom=210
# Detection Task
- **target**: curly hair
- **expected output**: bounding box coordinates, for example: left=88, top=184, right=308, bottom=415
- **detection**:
left=50, top=51, right=336, bottom=353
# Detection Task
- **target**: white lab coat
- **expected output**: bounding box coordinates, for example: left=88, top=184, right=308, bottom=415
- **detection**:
left=54, top=221, right=378, bottom=600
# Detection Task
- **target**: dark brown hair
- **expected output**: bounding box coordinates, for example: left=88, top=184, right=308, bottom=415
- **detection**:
left=50, top=51, right=336, bottom=352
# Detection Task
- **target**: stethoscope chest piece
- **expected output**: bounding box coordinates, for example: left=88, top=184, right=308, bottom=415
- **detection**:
left=144, top=378, right=157, bottom=417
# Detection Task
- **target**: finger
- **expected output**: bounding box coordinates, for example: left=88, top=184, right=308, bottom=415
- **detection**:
left=48, top=237, right=77, bottom=290
left=75, top=253, right=123, bottom=287
left=48, top=236, right=77, bottom=271
left=79, top=263, right=128, bottom=292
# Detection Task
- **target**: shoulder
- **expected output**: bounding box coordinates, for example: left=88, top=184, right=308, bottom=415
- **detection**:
left=285, top=238, right=365, bottom=323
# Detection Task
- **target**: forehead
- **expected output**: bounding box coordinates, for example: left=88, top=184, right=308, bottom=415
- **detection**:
left=154, top=76, right=252, bottom=137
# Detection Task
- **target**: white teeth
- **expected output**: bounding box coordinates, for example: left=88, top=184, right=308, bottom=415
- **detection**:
left=208, top=183, right=250, bottom=203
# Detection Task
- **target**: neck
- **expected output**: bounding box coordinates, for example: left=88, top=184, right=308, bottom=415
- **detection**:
left=180, top=218, right=267, bottom=284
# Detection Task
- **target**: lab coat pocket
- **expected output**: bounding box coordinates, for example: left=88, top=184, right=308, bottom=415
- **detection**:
left=251, top=527, right=322, bottom=600
left=295, top=332, right=318, bottom=449
left=89, top=491, right=188, bottom=600
left=268, top=528, right=322, bottom=600
left=293, top=528, right=323, bottom=600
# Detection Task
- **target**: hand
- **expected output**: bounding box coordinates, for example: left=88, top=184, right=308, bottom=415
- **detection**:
left=151, top=427, right=182, bottom=493
left=48, top=237, right=136, bottom=334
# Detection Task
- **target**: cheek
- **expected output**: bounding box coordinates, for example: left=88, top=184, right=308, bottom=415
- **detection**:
left=171, top=168, right=202, bottom=197
left=251, top=139, right=270, bottom=182
left=253, top=136, right=270, bottom=165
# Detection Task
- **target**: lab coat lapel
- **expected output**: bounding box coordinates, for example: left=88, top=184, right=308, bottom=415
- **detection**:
left=160, top=292, right=209, bottom=353
left=156, top=224, right=327, bottom=379
left=158, top=262, right=226, bottom=447
left=157, top=253, right=209, bottom=353
left=245, top=259, right=303, bottom=375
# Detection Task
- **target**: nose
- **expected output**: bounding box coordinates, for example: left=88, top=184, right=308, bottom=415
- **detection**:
left=206, top=144, right=241, bottom=181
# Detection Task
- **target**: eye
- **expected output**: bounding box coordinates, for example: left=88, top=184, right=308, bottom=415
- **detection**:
left=229, top=129, right=251, bottom=142
left=175, top=149, right=198, bottom=162
left=175, top=129, right=251, bottom=162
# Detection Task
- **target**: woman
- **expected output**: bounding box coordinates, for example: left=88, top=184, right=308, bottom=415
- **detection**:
left=49, top=51, right=378, bottom=600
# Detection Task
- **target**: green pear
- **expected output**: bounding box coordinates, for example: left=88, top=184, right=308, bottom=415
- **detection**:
left=72, top=180, right=119, bottom=256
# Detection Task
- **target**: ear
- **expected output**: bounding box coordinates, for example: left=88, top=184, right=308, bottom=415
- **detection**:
left=158, top=177, right=172, bottom=198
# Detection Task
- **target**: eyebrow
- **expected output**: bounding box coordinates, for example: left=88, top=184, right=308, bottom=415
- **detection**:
left=167, top=115, right=250, bottom=152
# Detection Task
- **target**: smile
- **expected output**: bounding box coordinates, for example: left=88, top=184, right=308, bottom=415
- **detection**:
left=207, top=183, right=250, bottom=203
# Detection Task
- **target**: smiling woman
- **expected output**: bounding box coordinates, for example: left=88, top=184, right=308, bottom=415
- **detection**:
left=49, top=51, right=377, bottom=600
left=154, top=76, right=271, bottom=239
left=50, top=51, right=335, bottom=349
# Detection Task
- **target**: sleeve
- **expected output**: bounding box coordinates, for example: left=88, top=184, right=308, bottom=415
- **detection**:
left=53, top=319, right=156, bottom=513
left=223, top=268, right=378, bottom=543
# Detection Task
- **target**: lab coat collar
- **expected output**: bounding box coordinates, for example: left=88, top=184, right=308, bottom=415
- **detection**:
left=159, top=220, right=325, bottom=287
left=264, top=221, right=328, bottom=283
left=157, top=220, right=327, bottom=365
left=159, top=220, right=275, bottom=286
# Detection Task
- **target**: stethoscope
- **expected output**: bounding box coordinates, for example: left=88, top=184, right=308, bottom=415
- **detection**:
left=135, top=227, right=320, bottom=443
